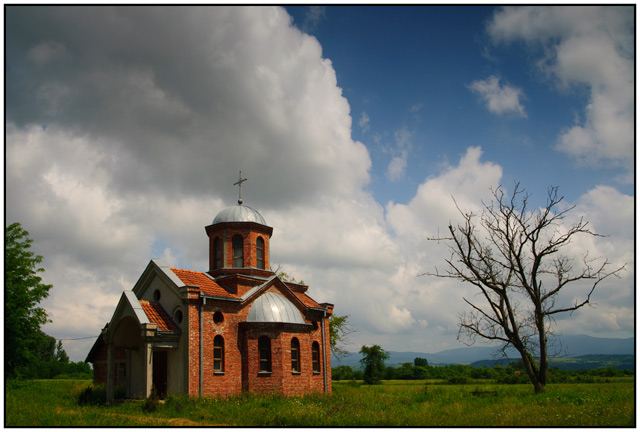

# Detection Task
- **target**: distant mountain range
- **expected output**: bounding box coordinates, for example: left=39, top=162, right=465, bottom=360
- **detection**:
left=334, top=335, right=634, bottom=368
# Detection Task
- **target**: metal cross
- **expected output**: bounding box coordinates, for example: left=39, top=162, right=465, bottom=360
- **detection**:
left=233, top=171, right=247, bottom=204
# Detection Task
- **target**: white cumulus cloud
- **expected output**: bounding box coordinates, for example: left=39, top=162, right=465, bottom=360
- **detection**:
left=487, top=5, right=634, bottom=175
left=468, top=75, right=526, bottom=117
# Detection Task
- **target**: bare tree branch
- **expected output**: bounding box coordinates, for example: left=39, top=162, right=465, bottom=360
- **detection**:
left=425, top=184, right=626, bottom=394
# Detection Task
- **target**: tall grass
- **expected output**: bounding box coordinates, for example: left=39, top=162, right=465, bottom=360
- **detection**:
left=5, top=378, right=635, bottom=427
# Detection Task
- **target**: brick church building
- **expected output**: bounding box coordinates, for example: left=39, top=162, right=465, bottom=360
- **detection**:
left=86, top=181, right=333, bottom=401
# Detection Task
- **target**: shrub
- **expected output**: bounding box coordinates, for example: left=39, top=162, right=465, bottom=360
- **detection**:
left=496, top=372, right=529, bottom=385
left=142, top=387, right=160, bottom=413
left=446, top=375, right=470, bottom=385
left=78, top=384, right=107, bottom=405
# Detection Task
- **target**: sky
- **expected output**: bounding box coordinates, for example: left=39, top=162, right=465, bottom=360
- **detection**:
left=5, top=5, right=635, bottom=362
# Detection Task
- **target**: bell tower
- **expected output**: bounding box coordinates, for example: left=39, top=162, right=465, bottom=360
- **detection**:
left=205, top=173, right=273, bottom=278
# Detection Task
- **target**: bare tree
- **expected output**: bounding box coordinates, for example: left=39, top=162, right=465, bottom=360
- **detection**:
left=427, top=184, right=625, bottom=393
left=329, top=314, right=357, bottom=362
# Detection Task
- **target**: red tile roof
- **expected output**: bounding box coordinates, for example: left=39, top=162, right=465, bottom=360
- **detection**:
left=294, top=292, right=322, bottom=309
left=139, top=300, right=179, bottom=332
left=169, top=268, right=324, bottom=309
left=170, top=268, right=238, bottom=299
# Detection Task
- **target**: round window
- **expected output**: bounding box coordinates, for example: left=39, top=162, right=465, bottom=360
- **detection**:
left=213, top=311, right=224, bottom=324
left=153, top=289, right=161, bottom=301
left=174, top=309, right=183, bottom=324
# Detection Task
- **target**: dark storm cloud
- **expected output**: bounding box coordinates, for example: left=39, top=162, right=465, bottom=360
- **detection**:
left=6, top=6, right=370, bottom=206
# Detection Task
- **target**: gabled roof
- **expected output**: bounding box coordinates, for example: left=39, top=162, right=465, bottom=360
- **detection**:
left=139, top=300, right=180, bottom=332
left=239, top=274, right=323, bottom=316
left=85, top=333, right=105, bottom=363
left=123, top=290, right=150, bottom=325
left=167, top=265, right=326, bottom=312
left=170, top=268, right=239, bottom=299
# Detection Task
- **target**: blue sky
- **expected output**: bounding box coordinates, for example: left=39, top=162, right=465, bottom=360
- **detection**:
left=5, top=5, right=634, bottom=361
left=286, top=6, right=632, bottom=207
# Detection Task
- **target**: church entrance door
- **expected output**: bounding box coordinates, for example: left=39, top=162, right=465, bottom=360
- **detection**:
left=152, top=350, right=168, bottom=398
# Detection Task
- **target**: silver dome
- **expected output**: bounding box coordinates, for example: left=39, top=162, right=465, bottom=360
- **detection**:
left=212, top=204, right=266, bottom=225
left=247, top=292, right=305, bottom=324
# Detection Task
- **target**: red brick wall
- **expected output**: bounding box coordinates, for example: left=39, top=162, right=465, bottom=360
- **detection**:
left=205, top=223, right=272, bottom=272
left=188, top=298, right=332, bottom=397
left=188, top=299, right=247, bottom=397
left=240, top=321, right=331, bottom=396
left=90, top=272, right=332, bottom=399
left=90, top=343, right=126, bottom=388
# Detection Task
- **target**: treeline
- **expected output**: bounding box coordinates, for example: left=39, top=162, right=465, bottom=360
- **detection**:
left=332, top=358, right=634, bottom=384
left=6, top=222, right=92, bottom=380
left=9, top=331, right=92, bottom=380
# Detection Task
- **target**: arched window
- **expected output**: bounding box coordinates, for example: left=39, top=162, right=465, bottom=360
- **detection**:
left=213, top=335, right=224, bottom=372
left=312, top=341, right=321, bottom=373
left=258, top=336, right=271, bottom=372
left=256, top=237, right=265, bottom=269
left=213, top=237, right=222, bottom=269
left=291, top=338, right=300, bottom=373
left=232, top=235, right=244, bottom=267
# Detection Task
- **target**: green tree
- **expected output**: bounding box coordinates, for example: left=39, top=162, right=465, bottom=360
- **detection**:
left=395, top=362, right=415, bottom=380
left=359, top=345, right=389, bottom=385
left=5, top=222, right=53, bottom=378
left=55, top=340, right=70, bottom=363
left=428, top=185, right=625, bottom=393
left=331, top=365, right=356, bottom=380
left=384, top=365, right=396, bottom=380
left=414, top=357, right=428, bottom=367
left=36, top=331, right=56, bottom=363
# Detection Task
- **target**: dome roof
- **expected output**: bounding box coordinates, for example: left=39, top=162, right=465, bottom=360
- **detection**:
left=212, top=203, right=266, bottom=225
left=247, top=292, right=305, bottom=324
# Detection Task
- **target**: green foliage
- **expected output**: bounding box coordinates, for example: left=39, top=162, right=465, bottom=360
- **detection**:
left=344, top=361, right=635, bottom=385
left=142, top=387, right=161, bottom=413
left=329, top=315, right=355, bottom=359
left=446, top=375, right=470, bottom=385
left=414, top=357, right=428, bottom=367
left=275, top=270, right=305, bottom=285
left=331, top=365, right=363, bottom=381
left=15, top=357, right=92, bottom=380
left=36, top=332, right=57, bottom=363
left=78, top=384, right=107, bottom=405
left=359, top=345, right=389, bottom=385
left=5, top=222, right=53, bottom=378
left=55, top=340, right=70, bottom=363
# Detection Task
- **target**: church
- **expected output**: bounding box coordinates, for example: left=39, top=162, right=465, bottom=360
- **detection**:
left=86, top=176, right=333, bottom=400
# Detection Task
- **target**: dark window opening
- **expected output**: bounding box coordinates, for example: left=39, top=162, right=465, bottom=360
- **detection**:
left=256, top=237, right=265, bottom=269
left=213, top=335, right=224, bottom=372
left=213, top=311, right=224, bottom=324
left=291, top=337, right=300, bottom=373
left=232, top=235, right=244, bottom=267
left=213, top=237, right=222, bottom=269
left=312, top=341, right=321, bottom=373
left=258, top=336, right=272, bottom=373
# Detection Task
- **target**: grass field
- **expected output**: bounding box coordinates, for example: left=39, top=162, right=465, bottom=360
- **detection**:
left=5, top=378, right=635, bottom=427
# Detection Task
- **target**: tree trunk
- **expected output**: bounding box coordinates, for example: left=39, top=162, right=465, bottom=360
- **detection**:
left=537, top=321, right=548, bottom=392
left=517, top=347, right=546, bottom=394
left=532, top=380, right=545, bottom=394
